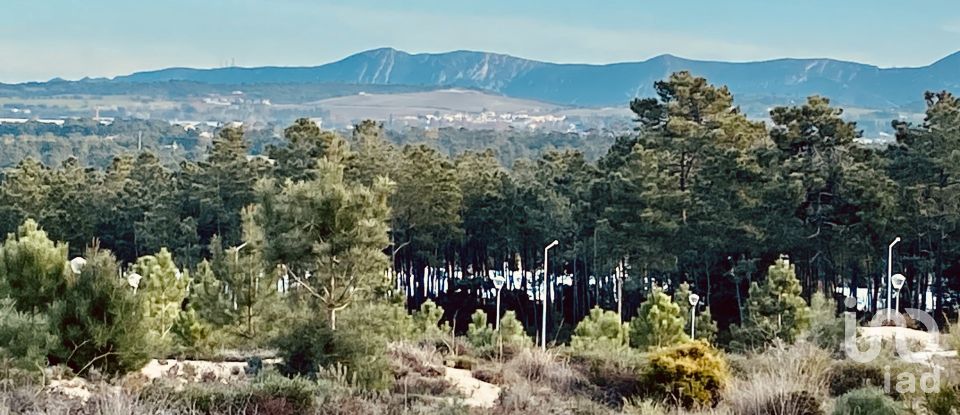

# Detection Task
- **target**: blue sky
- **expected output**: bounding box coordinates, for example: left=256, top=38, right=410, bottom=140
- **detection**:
left=2, top=0, right=958, bottom=82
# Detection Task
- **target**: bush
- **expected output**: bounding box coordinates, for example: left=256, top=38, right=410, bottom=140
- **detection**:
left=142, top=374, right=317, bottom=414
left=566, top=345, right=646, bottom=404
left=641, top=340, right=729, bottom=408
left=723, top=373, right=825, bottom=415
left=828, top=360, right=887, bottom=397
left=629, top=288, right=688, bottom=351
left=571, top=307, right=629, bottom=353
left=504, top=348, right=585, bottom=395
left=0, top=299, right=57, bottom=373
left=467, top=309, right=495, bottom=354
left=924, top=383, right=960, bottom=415
left=48, top=246, right=150, bottom=375
left=273, top=314, right=392, bottom=391
left=804, top=292, right=845, bottom=354
left=499, top=311, right=533, bottom=353
left=833, top=387, right=904, bottom=415
left=414, top=300, right=449, bottom=341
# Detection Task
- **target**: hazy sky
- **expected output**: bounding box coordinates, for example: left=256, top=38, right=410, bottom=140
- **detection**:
left=2, top=0, right=959, bottom=83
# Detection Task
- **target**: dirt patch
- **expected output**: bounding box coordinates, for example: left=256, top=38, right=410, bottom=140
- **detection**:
left=444, top=367, right=501, bottom=408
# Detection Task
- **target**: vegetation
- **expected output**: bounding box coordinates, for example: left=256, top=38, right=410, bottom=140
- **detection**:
left=2, top=71, right=960, bottom=413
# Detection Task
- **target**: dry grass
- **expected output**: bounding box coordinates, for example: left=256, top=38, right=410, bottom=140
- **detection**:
left=388, top=342, right=456, bottom=398
left=718, top=340, right=832, bottom=415
left=503, top=348, right=585, bottom=395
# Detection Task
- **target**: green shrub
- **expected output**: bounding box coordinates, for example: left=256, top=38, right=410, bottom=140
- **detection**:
left=273, top=303, right=402, bottom=391
left=629, top=288, right=688, bottom=351
left=833, top=387, right=904, bottom=415
left=0, top=299, right=57, bottom=373
left=413, top=300, right=449, bottom=341
left=142, top=374, right=317, bottom=414
left=467, top=309, right=495, bottom=354
left=804, top=292, right=845, bottom=353
left=48, top=246, right=150, bottom=375
left=828, top=360, right=887, bottom=397
left=499, top=310, right=533, bottom=352
left=730, top=257, right=810, bottom=351
left=571, top=307, right=629, bottom=353
left=641, top=340, right=729, bottom=408
left=924, top=383, right=960, bottom=415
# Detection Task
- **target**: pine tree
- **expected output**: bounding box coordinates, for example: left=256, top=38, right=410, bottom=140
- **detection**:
left=571, top=306, right=630, bottom=352
left=269, top=118, right=348, bottom=182
left=629, top=288, right=688, bottom=350
left=134, top=248, right=190, bottom=350
left=731, top=256, right=810, bottom=350
left=0, top=219, right=69, bottom=313
left=258, top=158, right=392, bottom=330
left=49, top=245, right=149, bottom=374
left=467, top=310, right=495, bottom=352
left=413, top=299, right=449, bottom=340
left=205, top=206, right=280, bottom=341
left=499, top=311, right=532, bottom=349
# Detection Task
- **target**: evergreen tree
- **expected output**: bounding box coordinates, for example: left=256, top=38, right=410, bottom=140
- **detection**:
left=570, top=307, right=630, bottom=352
left=269, top=118, right=347, bottom=182
left=0, top=219, right=69, bottom=313
left=467, top=310, right=495, bottom=352
left=629, top=287, right=688, bottom=350
left=258, top=158, right=392, bottom=330
left=205, top=206, right=280, bottom=341
left=49, top=245, right=149, bottom=374
left=0, top=299, right=57, bottom=372
left=731, top=256, right=810, bottom=350
left=499, top=311, right=533, bottom=349
left=134, top=248, right=190, bottom=350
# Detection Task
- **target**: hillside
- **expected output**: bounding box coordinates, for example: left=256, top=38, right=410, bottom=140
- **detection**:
left=111, top=47, right=960, bottom=108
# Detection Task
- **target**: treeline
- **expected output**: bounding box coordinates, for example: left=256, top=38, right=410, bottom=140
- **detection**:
left=0, top=118, right=616, bottom=170
left=1, top=71, right=959, bottom=339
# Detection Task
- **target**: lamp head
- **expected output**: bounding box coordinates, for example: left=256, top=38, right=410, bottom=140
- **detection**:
left=126, top=272, right=143, bottom=289
left=547, top=240, right=559, bottom=249
left=69, top=257, right=86, bottom=275
left=491, top=274, right=506, bottom=290
left=891, top=273, right=906, bottom=290
left=688, top=293, right=700, bottom=306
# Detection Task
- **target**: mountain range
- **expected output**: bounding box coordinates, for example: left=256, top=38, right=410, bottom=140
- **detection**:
left=110, top=47, right=960, bottom=109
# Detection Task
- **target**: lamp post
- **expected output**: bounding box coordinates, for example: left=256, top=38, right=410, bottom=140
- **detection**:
left=887, top=237, right=901, bottom=320
left=891, top=273, right=906, bottom=313
left=542, top=240, right=559, bottom=350
left=688, top=293, right=700, bottom=339
left=615, top=261, right=624, bottom=322
left=491, top=273, right=506, bottom=331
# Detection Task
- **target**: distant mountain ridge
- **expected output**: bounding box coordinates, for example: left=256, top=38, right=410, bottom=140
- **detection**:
left=92, top=48, right=960, bottom=108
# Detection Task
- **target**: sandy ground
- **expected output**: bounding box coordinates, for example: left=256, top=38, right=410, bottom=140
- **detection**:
left=138, top=358, right=280, bottom=383
left=858, top=326, right=958, bottom=365
left=444, top=367, right=501, bottom=408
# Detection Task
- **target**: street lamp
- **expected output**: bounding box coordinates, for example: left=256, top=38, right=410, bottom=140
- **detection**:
left=688, top=293, right=700, bottom=339
left=887, top=237, right=901, bottom=320
left=542, top=240, right=559, bottom=350
left=891, top=273, right=906, bottom=313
